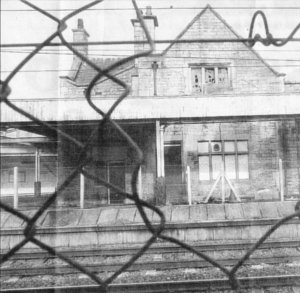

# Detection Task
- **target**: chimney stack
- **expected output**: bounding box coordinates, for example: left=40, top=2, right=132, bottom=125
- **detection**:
left=72, top=18, right=89, bottom=57
left=145, top=6, right=152, bottom=16
left=131, top=6, right=158, bottom=54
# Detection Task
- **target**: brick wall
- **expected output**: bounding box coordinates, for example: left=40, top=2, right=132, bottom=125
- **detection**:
left=278, top=120, right=300, bottom=197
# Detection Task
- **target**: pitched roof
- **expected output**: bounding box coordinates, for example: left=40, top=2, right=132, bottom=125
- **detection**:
left=161, top=4, right=284, bottom=77
left=64, top=58, right=135, bottom=86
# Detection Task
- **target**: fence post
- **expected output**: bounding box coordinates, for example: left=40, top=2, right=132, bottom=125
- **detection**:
left=186, top=166, right=192, bottom=205
left=13, top=166, right=19, bottom=209
left=160, top=125, right=165, bottom=177
left=138, top=166, right=142, bottom=197
left=34, top=148, right=41, bottom=196
left=279, top=158, right=284, bottom=201
left=155, top=121, right=161, bottom=177
left=80, top=173, right=85, bottom=209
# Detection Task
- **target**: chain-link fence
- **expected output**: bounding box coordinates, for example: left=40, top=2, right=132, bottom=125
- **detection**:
left=1, top=1, right=300, bottom=292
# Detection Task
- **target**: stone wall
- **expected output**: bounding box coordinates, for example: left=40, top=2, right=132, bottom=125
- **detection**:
left=134, top=8, right=284, bottom=97
left=164, top=120, right=300, bottom=204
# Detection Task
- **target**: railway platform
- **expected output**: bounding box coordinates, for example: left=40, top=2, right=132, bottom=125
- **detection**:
left=1, top=201, right=299, bottom=250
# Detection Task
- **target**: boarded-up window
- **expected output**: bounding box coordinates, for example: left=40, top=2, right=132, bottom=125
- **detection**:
left=212, top=155, right=222, bottom=179
left=238, top=155, right=249, bottom=179
left=198, top=140, right=249, bottom=181
left=199, top=156, right=210, bottom=180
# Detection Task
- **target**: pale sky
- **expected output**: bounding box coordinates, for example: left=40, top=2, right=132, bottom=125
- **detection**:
left=1, top=0, right=300, bottom=99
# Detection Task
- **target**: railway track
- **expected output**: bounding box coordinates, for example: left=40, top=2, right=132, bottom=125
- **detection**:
left=1, top=239, right=300, bottom=260
left=1, top=238, right=300, bottom=278
left=1, top=254, right=300, bottom=277
left=2, top=275, right=300, bottom=292
left=1, top=239, right=300, bottom=291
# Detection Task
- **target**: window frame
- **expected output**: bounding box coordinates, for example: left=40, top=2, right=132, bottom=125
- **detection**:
left=190, top=63, right=232, bottom=94
left=198, top=140, right=249, bottom=181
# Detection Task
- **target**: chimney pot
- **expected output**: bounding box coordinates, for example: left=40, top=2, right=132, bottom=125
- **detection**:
left=78, top=19, right=84, bottom=29
left=146, top=6, right=152, bottom=16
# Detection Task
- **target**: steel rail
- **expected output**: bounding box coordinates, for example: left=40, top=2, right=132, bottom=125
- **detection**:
left=2, top=275, right=300, bottom=293
left=1, top=255, right=300, bottom=277
left=1, top=239, right=299, bottom=260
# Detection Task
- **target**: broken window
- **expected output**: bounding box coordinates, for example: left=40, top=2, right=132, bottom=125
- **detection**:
left=205, top=68, right=215, bottom=84
left=191, top=68, right=202, bottom=92
left=190, top=65, right=230, bottom=94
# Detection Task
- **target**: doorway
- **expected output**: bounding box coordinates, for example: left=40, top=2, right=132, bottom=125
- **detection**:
left=164, top=142, right=185, bottom=203
left=95, top=161, right=125, bottom=205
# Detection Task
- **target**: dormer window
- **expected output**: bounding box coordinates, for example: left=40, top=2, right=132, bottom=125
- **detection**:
left=191, top=64, right=231, bottom=94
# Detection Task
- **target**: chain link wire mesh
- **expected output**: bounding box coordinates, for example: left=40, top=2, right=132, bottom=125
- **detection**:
left=1, top=1, right=300, bottom=292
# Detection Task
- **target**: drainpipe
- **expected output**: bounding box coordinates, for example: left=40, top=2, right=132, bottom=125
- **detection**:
left=152, top=61, right=158, bottom=96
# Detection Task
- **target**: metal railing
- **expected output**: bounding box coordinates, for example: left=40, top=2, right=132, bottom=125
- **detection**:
left=1, top=1, right=300, bottom=292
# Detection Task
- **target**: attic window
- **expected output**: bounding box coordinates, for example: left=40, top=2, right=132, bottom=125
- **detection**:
left=205, top=68, right=215, bottom=84
left=218, top=68, right=228, bottom=84
left=191, top=64, right=231, bottom=94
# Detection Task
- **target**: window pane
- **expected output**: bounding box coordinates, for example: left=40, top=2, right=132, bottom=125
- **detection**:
left=198, top=142, right=209, bottom=153
left=218, top=67, right=228, bottom=84
left=225, top=155, right=236, bottom=179
left=238, top=155, right=249, bottom=179
left=224, top=141, right=235, bottom=153
left=191, top=68, right=202, bottom=92
left=237, top=141, right=248, bottom=152
left=199, top=156, right=210, bottom=180
left=205, top=68, right=215, bottom=84
left=212, top=155, right=222, bottom=179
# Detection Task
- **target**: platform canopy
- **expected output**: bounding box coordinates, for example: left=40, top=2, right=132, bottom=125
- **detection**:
left=1, top=93, right=300, bottom=124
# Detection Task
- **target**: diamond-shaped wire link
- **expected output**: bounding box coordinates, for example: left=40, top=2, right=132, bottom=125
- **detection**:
left=1, top=2, right=300, bottom=292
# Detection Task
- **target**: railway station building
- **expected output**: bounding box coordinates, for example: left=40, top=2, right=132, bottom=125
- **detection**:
left=1, top=5, right=300, bottom=207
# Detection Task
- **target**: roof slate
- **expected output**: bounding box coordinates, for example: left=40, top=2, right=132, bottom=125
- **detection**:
left=71, top=58, right=135, bottom=86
